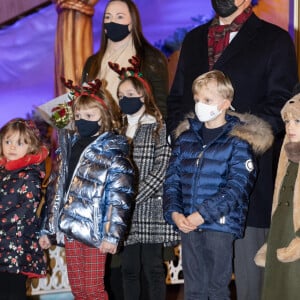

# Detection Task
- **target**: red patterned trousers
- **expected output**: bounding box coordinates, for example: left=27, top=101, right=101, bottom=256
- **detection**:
left=64, top=239, right=108, bottom=300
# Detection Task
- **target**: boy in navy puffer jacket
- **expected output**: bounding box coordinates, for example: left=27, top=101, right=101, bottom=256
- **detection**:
left=163, top=70, right=273, bottom=300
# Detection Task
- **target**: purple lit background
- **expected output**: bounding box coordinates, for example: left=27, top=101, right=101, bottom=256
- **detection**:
left=0, top=0, right=214, bottom=127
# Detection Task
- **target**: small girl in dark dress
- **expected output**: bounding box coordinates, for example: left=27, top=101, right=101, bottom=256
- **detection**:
left=0, top=118, right=48, bottom=299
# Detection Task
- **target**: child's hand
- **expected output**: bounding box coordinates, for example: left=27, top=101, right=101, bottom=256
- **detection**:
left=254, top=243, right=267, bottom=267
left=39, top=235, right=51, bottom=249
left=172, top=212, right=197, bottom=233
left=100, top=241, right=117, bottom=254
left=187, top=212, right=204, bottom=227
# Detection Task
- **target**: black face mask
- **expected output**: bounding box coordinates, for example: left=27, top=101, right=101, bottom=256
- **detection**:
left=75, top=119, right=100, bottom=137
left=119, top=96, right=144, bottom=115
left=211, top=0, right=238, bottom=18
left=104, top=22, right=130, bottom=42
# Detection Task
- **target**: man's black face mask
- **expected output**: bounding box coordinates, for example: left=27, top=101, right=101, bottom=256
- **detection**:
left=211, top=0, right=238, bottom=18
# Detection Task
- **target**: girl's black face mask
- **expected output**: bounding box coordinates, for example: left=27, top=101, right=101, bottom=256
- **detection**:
left=75, top=119, right=100, bottom=137
left=104, top=22, right=130, bottom=42
left=211, top=0, right=238, bottom=18
left=119, top=96, right=144, bottom=115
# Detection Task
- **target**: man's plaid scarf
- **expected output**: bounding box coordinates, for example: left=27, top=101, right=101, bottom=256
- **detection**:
left=208, top=6, right=253, bottom=70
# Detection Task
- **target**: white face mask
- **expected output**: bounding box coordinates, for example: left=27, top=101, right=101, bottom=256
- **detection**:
left=195, top=102, right=222, bottom=122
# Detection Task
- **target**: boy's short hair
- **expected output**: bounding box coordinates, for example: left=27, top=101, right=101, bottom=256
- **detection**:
left=192, top=70, right=234, bottom=102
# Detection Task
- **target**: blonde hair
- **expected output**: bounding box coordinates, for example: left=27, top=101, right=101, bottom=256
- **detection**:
left=0, top=118, right=42, bottom=157
left=192, top=70, right=234, bottom=101
left=281, top=94, right=300, bottom=121
left=73, top=89, right=122, bottom=134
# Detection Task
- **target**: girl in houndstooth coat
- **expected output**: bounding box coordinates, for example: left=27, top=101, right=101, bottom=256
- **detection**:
left=116, top=74, right=179, bottom=300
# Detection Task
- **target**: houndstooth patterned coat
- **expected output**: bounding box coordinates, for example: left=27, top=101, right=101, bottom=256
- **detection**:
left=125, top=120, right=179, bottom=246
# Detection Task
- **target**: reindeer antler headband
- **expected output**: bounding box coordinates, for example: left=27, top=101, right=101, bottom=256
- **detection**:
left=49, top=78, right=108, bottom=129
left=108, top=56, right=152, bottom=94
left=61, top=77, right=108, bottom=110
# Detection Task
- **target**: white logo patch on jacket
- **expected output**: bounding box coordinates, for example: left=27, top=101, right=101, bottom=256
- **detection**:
left=245, top=159, right=254, bottom=172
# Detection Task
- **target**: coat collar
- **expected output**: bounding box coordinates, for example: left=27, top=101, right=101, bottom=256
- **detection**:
left=214, top=13, right=261, bottom=69
left=175, top=111, right=273, bottom=155
left=0, top=145, right=48, bottom=171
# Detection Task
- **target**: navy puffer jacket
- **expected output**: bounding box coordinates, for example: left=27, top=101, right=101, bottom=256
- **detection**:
left=163, top=113, right=273, bottom=239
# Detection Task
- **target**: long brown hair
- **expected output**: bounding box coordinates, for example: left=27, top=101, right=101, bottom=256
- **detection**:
left=86, top=0, right=156, bottom=81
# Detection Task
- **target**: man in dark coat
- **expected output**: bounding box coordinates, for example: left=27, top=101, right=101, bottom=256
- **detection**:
left=166, top=0, right=298, bottom=299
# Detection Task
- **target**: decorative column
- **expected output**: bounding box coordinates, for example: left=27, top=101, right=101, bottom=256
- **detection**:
left=53, top=0, right=99, bottom=96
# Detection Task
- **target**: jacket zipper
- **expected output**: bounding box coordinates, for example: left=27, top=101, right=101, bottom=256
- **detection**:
left=193, top=151, right=204, bottom=209
left=65, top=141, right=94, bottom=199
left=196, top=151, right=203, bottom=167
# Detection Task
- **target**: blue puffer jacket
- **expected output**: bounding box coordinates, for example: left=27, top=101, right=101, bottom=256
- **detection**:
left=42, top=129, right=135, bottom=247
left=163, top=113, right=273, bottom=239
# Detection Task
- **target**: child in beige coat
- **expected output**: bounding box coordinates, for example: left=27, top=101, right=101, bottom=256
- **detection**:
left=255, top=93, right=300, bottom=299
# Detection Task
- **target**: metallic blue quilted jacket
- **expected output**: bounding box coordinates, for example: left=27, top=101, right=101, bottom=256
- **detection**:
left=42, top=129, right=135, bottom=247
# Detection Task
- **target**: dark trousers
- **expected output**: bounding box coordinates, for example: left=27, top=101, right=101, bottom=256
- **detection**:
left=181, top=230, right=234, bottom=300
left=104, top=259, right=124, bottom=300
left=234, top=226, right=268, bottom=300
left=121, top=243, right=166, bottom=300
left=0, top=271, right=27, bottom=300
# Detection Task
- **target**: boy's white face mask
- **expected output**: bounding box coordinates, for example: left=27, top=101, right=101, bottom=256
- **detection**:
left=195, top=101, right=222, bottom=122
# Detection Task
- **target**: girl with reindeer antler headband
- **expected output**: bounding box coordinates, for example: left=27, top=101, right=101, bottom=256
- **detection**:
left=109, top=56, right=179, bottom=300
left=81, top=2, right=169, bottom=297
left=39, top=78, right=136, bottom=300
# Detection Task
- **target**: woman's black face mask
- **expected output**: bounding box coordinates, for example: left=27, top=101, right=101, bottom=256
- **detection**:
left=104, top=22, right=130, bottom=42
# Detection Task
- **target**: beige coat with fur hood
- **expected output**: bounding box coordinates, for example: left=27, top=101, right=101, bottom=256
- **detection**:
left=255, top=136, right=300, bottom=266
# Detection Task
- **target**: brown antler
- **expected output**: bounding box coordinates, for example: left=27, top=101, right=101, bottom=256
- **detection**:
left=60, top=77, right=82, bottom=95
left=60, top=77, right=107, bottom=109
left=128, top=56, right=141, bottom=74
left=108, top=62, right=129, bottom=79
left=108, top=56, right=151, bottom=93
left=82, top=78, right=102, bottom=95
left=108, top=56, right=143, bottom=79
left=61, top=77, right=103, bottom=96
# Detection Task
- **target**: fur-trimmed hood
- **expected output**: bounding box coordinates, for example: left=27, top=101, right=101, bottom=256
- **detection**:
left=255, top=135, right=300, bottom=266
left=174, top=112, right=274, bottom=155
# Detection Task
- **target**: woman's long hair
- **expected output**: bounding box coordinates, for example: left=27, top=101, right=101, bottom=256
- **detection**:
left=86, top=0, right=156, bottom=81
